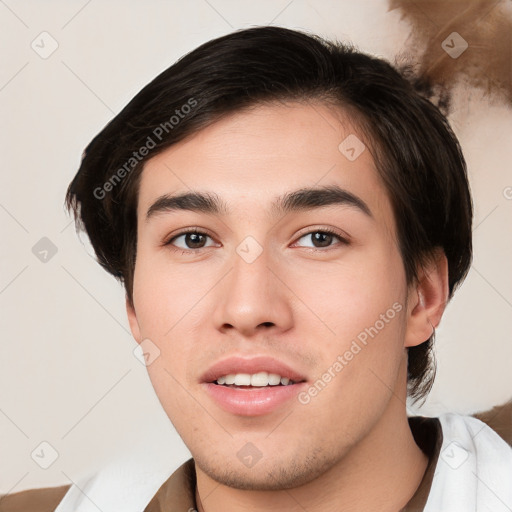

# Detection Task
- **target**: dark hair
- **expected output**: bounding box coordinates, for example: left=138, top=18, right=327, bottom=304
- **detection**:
left=65, top=26, right=473, bottom=404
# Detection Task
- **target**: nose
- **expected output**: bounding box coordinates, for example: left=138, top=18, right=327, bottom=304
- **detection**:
left=212, top=245, right=294, bottom=338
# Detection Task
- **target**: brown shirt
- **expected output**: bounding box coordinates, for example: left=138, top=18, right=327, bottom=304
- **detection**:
left=0, top=413, right=490, bottom=512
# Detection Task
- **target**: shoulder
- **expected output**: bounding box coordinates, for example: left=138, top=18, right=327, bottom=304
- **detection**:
left=472, top=400, right=512, bottom=447
left=424, top=406, right=512, bottom=509
left=440, top=404, right=512, bottom=452
left=0, top=484, right=71, bottom=512
left=435, top=403, right=512, bottom=477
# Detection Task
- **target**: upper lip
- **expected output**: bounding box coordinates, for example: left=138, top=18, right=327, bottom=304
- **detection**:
left=200, top=356, right=308, bottom=383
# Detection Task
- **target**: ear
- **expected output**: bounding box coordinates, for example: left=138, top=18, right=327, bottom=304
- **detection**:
left=126, top=294, right=142, bottom=344
left=404, top=248, right=449, bottom=348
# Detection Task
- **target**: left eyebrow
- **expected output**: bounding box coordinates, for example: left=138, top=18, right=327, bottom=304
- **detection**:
left=272, top=185, right=372, bottom=218
left=145, top=185, right=373, bottom=222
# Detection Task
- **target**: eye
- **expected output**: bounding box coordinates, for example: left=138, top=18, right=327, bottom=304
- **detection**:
left=164, top=229, right=216, bottom=252
left=163, top=227, right=350, bottom=254
left=293, top=228, right=349, bottom=250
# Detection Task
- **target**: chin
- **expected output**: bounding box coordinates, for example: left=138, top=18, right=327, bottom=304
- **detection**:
left=194, top=448, right=339, bottom=491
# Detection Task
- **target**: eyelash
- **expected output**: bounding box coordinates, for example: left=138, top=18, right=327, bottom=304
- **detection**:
left=163, top=227, right=350, bottom=255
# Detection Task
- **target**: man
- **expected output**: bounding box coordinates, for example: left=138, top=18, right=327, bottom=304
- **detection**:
left=1, top=26, right=511, bottom=512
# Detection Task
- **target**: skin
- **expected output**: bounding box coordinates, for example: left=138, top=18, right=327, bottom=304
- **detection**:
left=126, top=101, right=449, bottom=511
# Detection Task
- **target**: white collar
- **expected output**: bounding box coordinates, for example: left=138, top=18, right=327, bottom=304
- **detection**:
left=55, top=440, right=182, bottom=512
left=424, top=413, right=512, bottom=511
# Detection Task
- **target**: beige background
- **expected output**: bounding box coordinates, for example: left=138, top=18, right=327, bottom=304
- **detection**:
left=1, top=0, right=511, bottom=493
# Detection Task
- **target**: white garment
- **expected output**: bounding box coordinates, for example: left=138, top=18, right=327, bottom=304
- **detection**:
left=54, top=440, right=179, bottom=512
left=424, top=413, right=512, bottom=512
left=55, top=413, right=512, bottom=512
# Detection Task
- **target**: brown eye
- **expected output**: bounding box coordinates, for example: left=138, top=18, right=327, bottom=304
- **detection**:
left=182, top=232, right=207, bottom=249
left=165, top=230, right=215, bottom=251
left=294, top=229, right=349, bottom=250
left=310, top=232, right=335, bottom=248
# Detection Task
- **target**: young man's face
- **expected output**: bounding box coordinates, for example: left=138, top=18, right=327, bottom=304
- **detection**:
left=127, top=102, right=423, bottom=489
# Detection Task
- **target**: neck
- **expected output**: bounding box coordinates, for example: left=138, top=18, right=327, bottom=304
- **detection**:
left=195, top=360, right=428, bottom=512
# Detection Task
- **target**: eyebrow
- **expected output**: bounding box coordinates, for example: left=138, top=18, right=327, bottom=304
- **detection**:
left=145, top=185, right=373, bottom=222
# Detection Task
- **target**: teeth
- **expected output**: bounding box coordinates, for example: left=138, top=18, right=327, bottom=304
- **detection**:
left=215, top=372, right=296, bottom=386
left=234, top=373, right=251, bottom=386
left=251, top=372, right=270, bottom=386
left=268, top=373, right=281, bottom=385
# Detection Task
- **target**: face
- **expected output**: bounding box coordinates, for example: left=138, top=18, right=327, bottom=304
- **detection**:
left=127, top=101, right=416, bottom=490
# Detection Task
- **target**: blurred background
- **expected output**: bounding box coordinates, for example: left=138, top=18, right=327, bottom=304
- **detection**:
left=1, top=0, right=511, bottom=493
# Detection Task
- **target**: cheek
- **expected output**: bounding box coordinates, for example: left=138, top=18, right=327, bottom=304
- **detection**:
left=132, top=259, right=201, bottom=415
left=288, top=244, right=406, bottom=342
left=132, top=248, right=203, bottom=336
left=295, top=265, right=407, bottom=432
left=143, top=355, right=203, bottom=440
left=291, top=245, right=408, bottom=407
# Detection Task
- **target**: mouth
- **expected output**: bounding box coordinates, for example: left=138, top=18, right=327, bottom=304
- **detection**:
left=212, top=371, right=303, bottom=388
left=200, top=356, right=308, bottom=416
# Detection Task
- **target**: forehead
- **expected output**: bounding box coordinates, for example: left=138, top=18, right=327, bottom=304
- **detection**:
left=137, top=101, right=393, bottom=226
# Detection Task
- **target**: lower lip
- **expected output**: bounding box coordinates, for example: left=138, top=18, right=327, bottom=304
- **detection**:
left=202, top=382, right=307, bottom=416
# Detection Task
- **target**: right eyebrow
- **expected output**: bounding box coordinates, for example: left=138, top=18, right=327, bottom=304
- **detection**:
left=145, top=191, right=229, bottom=221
